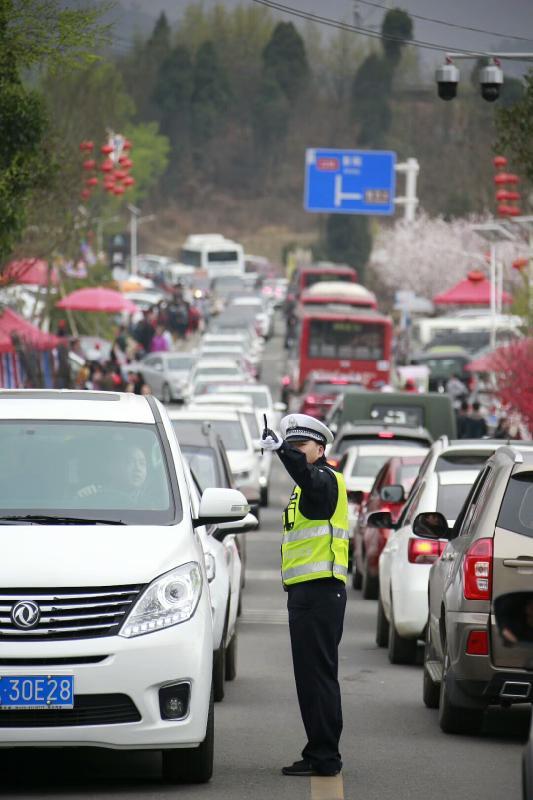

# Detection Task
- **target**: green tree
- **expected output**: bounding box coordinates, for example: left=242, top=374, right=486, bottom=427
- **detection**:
left=321, top=216, right=372, bottom=282
left=351, top=52, right=393, bottom=147
left=191, top=41, right=230, bottom=149
left=381, top=9, right=413, bottom=66
left=262, top=21, right=309, bottom=102
left=496, top=71, right=533, bottom=181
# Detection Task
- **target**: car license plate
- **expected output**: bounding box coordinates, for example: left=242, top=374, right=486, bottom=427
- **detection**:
left=0, top=675, right=74, bottom=710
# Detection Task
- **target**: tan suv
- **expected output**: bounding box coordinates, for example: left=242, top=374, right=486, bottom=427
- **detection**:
left=419, top=444, right=533, bottom=734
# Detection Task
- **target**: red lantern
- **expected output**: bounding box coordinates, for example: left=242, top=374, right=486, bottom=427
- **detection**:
left=493, top=155, right=508, bottom=169
left=467, top=270, right=485, bottom=282
left=114, top=170, right=127, bottom=181
left=498, top=204, right=522, bottom=217
left=82, top=159, right=96, bottom=171
left=85, top=141, right=94, bottom=152
left=123, top=176, right=135, bottom=187
left=496, top=189, right=521, bottom=202
left=101, top=144, right=114, bottom=155
left=122, top=139, right=132, bottom=150
left=113, top=185, right=125, bottom=195
left=86, top=177, right=99, bottom=187
left=494, top=172, right=520, bottom=185
left=80, top=189, right=91, bottom=200
left=513, top=258, right=528, bottom=271
left=101, top=159, right=114, bottom=173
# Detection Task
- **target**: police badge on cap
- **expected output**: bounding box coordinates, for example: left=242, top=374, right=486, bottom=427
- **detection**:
left=280, top=413, right=334, bottom=445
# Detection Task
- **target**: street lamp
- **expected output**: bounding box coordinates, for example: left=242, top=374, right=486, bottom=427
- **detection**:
left=127, top=205, right=156, bottom=276
left=471, top=222, right=517, bottom=349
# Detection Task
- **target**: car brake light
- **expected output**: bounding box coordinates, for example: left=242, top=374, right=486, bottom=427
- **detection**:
left=407, top=538, right=444, bottom=564
left=281, top=375, right=291, bottom=386
left=328, top=459, right=339, bottom=468
left=306, top=395, right=318, bottom=404
left=463, top=538, right=493, bottom=601
left=466, top=630, right=489, bottom=656
left=378, top=432, right=395, bottom=439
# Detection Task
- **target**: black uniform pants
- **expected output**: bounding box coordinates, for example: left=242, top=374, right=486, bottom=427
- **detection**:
left=287, top=578, right=346, bottom=774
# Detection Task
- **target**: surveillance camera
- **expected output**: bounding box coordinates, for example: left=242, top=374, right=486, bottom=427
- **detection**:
left=435, top=63, right=460, bottom=101
left=479, top=64, right=503, bottom=102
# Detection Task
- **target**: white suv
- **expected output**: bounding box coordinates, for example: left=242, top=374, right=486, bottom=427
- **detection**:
left=0, top=390, right=250, bottom=784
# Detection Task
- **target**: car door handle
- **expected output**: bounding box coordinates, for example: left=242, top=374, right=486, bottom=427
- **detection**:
left=503, top=559, right=533, bottom=569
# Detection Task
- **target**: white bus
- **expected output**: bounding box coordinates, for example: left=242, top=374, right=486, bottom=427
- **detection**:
left=178, top=234, right=245, bottom=280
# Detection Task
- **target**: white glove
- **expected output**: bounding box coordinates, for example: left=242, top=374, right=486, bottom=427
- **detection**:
left=262, top=429, right=282, bottom=451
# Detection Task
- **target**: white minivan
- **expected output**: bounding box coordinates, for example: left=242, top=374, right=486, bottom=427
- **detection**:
left=0, top=389, right=250, bottom=784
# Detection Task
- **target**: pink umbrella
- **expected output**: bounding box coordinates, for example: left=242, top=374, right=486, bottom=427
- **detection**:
left=56, top=287, right=139, bottom=314
left=1, top=258, right=59, bottom=286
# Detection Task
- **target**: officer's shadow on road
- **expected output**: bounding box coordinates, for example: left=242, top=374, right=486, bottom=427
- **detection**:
left=0, top=748, right=183, bottom=793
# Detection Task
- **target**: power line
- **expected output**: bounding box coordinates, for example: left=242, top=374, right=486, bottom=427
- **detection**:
left=251, top=0, right=533, bottom=57
left=353, top=0, right=533, bottom=44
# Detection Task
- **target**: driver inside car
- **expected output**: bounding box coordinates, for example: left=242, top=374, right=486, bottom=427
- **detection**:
left=77, top=444, right=148, bottom=505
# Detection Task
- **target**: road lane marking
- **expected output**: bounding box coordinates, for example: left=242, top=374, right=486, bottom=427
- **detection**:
left=240, top=609, right=288, bottom=625
left=311, top=774, right=344, bottom=800
left=246, top=569, right=281, bottom=581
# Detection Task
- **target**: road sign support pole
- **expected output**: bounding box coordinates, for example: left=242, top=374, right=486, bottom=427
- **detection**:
left=394, top=158, right=420, bottom=223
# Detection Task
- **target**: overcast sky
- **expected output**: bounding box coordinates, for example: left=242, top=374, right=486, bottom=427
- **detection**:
left=118, top=0, right=533, bottom=75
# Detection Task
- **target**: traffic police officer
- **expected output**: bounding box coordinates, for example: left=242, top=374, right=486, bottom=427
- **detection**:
left=262, top=413, right=349, bottom=777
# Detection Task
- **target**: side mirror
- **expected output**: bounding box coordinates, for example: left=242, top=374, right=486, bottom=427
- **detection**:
left=380, top=484, right=405, bottom=503
left=274, top=401, right=287, bottom=412
left=412, top=512, right=450, bottom=540
left=193, top=488, right=249, bottom=527
left=366, top=510, right=395, bottom=529
left=213, top=512, right=259, bottom=540
left=348, top=490, right=364, bottom=505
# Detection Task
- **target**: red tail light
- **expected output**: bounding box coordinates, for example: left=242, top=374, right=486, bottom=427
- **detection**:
left=463, top=538, right=493, bottom=601
left=466, top=630, right=489, bottom=655
left=407, top=537, right=445, bottom=564
left=305, top=395, right=318, bottom=405
left=378, top=431, right=395, bottom=439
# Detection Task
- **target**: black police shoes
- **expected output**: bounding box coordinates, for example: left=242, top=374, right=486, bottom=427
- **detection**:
left=281, top=759, right=340, bottom=777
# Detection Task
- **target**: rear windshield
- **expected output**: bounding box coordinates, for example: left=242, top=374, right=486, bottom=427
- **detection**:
left=337, top=435, right=428, bottom=455
left=369, top=404, right=424, bottom=427
left=350, top=454, right=390, bottom=477
left=181, top=446, right=220, bottom=491
left=0, top=421, right=177, bottom=524
left=497, top=474, right=533, bottom=537
left=314, top=382, right=362, bottom=395
left=243, top=412, right=260, bottom=439
left=436, top=453, right=493, bottom=471
left=167, top=356, right=195, bottom=371
left=436, top=483, right=473, bottom=521
left=210, top=420, right=246, bottom=451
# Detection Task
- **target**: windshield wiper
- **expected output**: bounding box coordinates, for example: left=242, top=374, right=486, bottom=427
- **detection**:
left=0, top=515, right=126, bottom=525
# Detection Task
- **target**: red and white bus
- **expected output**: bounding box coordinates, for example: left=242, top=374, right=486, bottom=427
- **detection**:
left=286, top=305, right=393, bottom=392
left=300, top=281, right=377, bottom=310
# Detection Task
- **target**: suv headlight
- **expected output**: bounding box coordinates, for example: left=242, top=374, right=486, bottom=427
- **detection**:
left=119, top=562, right=202, bottom=638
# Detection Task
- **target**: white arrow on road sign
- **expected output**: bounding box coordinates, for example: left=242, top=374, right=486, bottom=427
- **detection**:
left=334, top=174, right=363, bottom=207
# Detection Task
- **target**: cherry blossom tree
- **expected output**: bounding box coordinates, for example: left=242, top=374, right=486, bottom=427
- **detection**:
left=489, top=339, right=533, bottom=433
left=369, top=211, right=528, bottom=300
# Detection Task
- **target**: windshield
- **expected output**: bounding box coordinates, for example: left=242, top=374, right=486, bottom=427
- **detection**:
left=436, top=483, right=473, bottom=520
left=181, top=446, right=220, bottom=491
left=167, top=356, right=195, bottom=371
left=208, top=250, right=239, bottom=263
left=243, top=412, right=260, bottom=438
left=337, top=436, right=427, bottom=455
left=179, top=248, right=202, bottom=267
left=208, top=388, right=270, bottom=409
left=350, top=454, right=390, bottom=477
left=308, top=320, right=385, bottom=361
left=313, top=381, right=360, bottom=395
left=0, top=421, right=177, bottom=524
left=210, top=420, right=247, bottom=451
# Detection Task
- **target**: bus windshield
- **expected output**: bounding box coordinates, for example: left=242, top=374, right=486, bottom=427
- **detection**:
left=308, top=320, right=385, bottom=361
left=304, top=273, right=353, bottom=289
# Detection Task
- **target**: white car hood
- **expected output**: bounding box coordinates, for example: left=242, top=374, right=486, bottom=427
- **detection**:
left=0, top=524, right=198, bottom=587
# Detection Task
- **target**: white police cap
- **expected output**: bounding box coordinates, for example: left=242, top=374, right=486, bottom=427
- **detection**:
left=280, top=413, right=334, bottom=445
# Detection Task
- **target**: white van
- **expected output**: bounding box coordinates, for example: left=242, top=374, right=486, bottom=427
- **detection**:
left=178, top=234, right=245, bottom=280
left=0, top=389, right=250, bottom=784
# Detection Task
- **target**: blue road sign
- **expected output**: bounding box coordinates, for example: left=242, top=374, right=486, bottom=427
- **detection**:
left=304, top=148, right=396, bottom=215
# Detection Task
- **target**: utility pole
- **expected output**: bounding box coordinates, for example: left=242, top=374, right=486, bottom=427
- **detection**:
left=127, top=205, right=156, bottom=276
left=395, top=158, right=420, bottom=223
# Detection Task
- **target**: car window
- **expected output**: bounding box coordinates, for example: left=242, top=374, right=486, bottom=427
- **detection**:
left=0, top=420, right=178, bottom=524
left=456, top=467, right=490, bottom=537
left=436, top=452, right=494, bottom=471
left=209, top=420, right=246, bottom=451
left=181, top=446, right=220, bottom=492
left=398, top=462, right=422, bottom=492
left=403, top=482, right=426, bottom=525
left=243, top=412, right=260, bottom=439
left=351, top=454, right=390, bottom=478
left=497, top=473, right=533, bottom=538
left=436, top=483, right=473, bottom=521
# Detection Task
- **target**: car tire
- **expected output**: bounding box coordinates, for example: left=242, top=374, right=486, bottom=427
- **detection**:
left=162, top=383, right=172, bottom=405
left=352, top=559, right=362, bottom=590
left=376, top=593, right=389, bottom=647
left=260, top=486, right=269, bottom=507
left=213, top=647, right=225, bottom=702
left=362, top=558, right=379, bottom=600
left=438, top=652, right=484, bottom=735
left=225, top=633, right=237, bottom=681
left=422, top=626, right=440, bottom=709
left=388, top=600, right=417, bottom=665
left=161, top=694, right=214, bottom=784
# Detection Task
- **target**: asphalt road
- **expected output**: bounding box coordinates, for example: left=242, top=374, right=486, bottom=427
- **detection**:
left=0, top=323, right=528, bottom=799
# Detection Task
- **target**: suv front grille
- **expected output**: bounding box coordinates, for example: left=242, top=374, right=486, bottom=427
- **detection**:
left=0, top=694, right=141, bottom=726
left=0, top=586, right=144, bottom=641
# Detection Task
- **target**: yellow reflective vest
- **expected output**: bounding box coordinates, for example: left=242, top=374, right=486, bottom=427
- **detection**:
left=281, top=468, right=349, bottom=586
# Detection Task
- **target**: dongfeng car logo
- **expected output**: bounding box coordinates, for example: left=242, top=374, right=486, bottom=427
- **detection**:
left=11, top=600, right=41, bottom=629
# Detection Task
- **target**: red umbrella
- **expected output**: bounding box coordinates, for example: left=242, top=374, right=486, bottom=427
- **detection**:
left=0, top=308, right=61, bottom=354
left=1, top=259, right=59, bottom=287
left=433, top=270, right=512, bottom=307
left=56, top=287, right=139, bottom=314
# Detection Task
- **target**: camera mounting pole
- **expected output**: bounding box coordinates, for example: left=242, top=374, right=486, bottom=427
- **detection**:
left=436, top=52, right=533, bottom=102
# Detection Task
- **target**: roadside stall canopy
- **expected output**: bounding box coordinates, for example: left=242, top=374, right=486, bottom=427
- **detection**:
left=433, top=270, right=512, bottom=307
left=57, top=286, right=139, bottom=314
left=1, top=259, right=59, bottom=286
left=0, top=308, right=61, bottom=354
